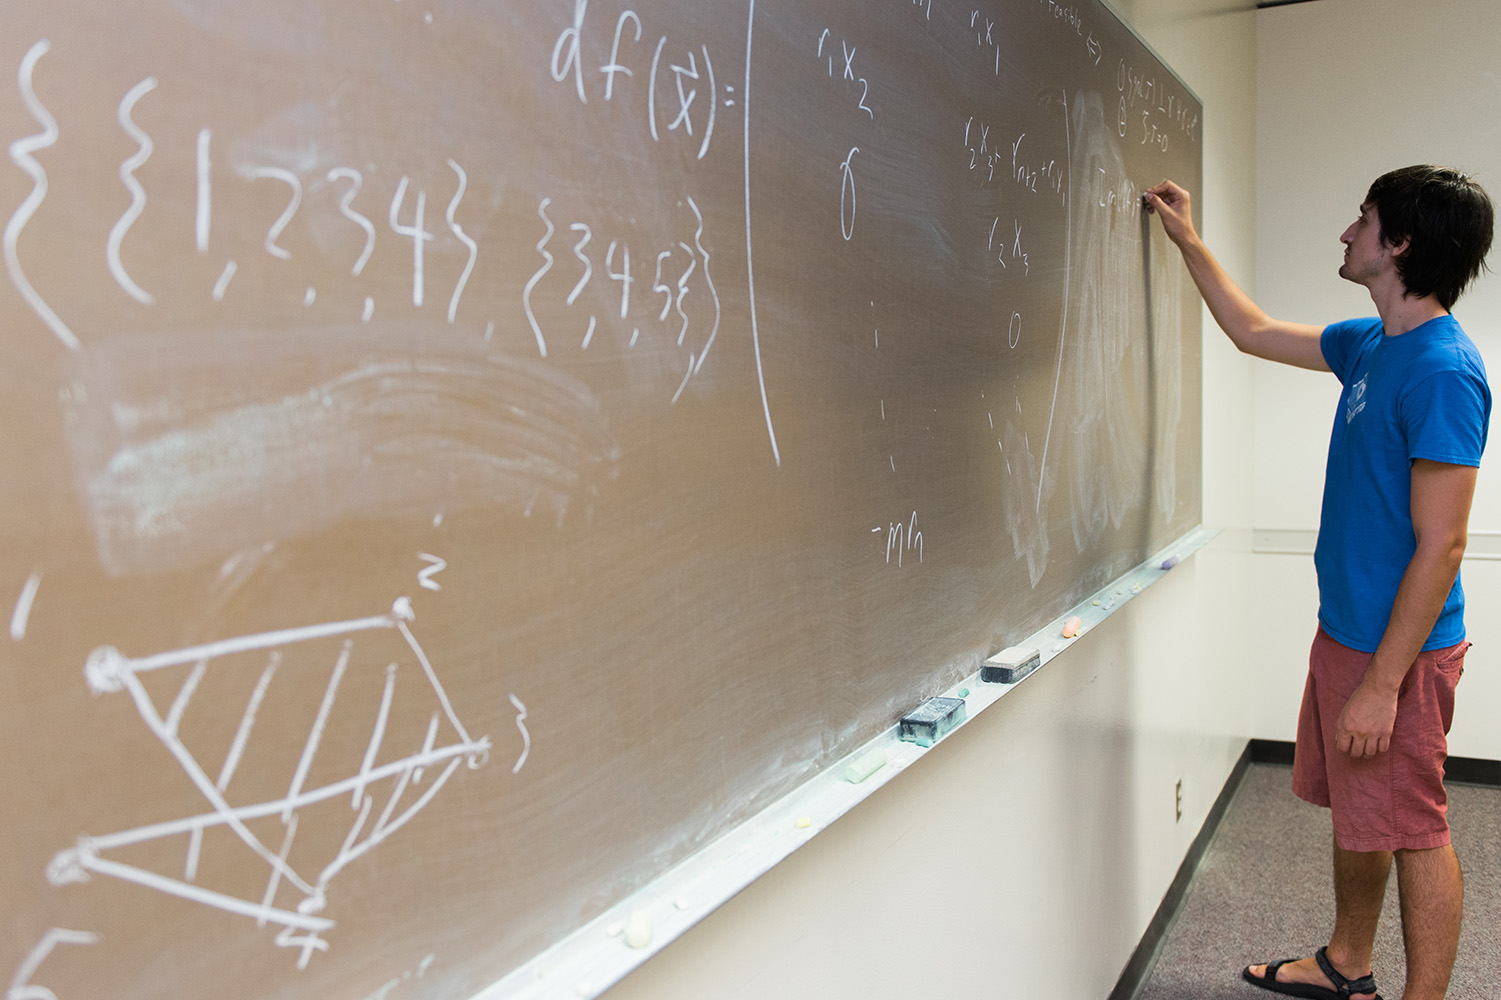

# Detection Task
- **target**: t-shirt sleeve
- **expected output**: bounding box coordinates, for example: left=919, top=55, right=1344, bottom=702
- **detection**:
left=1321, top=321, right=1359, bottom=382
left=1402, top=371, right=1490, bottom=467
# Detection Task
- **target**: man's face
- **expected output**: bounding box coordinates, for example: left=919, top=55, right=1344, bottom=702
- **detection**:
left=1339, top=202, right=1401, bottom=287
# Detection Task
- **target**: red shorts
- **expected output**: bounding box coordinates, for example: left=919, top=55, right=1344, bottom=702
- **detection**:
left=1291, top=628, right=1467, bottom=852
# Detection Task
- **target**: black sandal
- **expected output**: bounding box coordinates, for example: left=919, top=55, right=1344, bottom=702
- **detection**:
left=1241, top=946, right=1383, bottom=1000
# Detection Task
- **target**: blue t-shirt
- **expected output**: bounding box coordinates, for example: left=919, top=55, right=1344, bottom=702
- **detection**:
left=1316, top=315, right=1490, bottom=652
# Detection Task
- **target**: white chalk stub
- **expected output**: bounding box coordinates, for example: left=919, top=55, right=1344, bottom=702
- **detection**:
left=623, top=908, right=653, bottom=949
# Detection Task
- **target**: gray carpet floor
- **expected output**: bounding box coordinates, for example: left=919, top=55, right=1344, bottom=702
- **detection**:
left=1136, top=764, right=1501, bottom=1000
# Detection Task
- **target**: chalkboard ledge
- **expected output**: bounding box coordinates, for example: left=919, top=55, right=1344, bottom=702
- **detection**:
left=470, top=526, right=1218, bottom=1000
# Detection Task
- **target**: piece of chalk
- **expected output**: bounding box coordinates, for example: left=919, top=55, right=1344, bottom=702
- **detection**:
left=623, top=908, right=653, bottom=949
left=1062, top=616, right=1082, bottom=638
left=796, top=816, right=813, bottom=828
left=1161, top=555, right=1180, bottom=570
left=898, top=697, right=967, bottom=747
left=982, top=645, right=1041, bottom=684
left=957, top=688, right=970, bottom=698
left=843, top=748, right=888, bottom=783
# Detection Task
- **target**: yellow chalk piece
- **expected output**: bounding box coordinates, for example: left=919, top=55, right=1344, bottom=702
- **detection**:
left=796, top=816, right=812, bottom=828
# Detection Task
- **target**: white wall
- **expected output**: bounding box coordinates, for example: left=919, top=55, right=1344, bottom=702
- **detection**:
left=602, top=2, right=1262, bottom=998
left=1251, top=0, right=1501, bottom=758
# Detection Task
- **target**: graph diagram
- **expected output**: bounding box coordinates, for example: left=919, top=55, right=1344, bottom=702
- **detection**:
left=48, top=597, right=490, bottom=968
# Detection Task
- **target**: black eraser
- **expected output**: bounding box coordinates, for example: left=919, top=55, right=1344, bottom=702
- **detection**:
left=898, top=696, right=967, bottom=747
left=981, top=645, right=1041, bottom=684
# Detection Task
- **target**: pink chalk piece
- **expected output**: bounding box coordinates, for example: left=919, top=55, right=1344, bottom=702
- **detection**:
left=1061, top=616, right=1082, bottom=638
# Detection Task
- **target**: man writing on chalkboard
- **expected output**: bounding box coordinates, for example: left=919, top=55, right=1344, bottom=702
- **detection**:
left=1145, top=167, right=1493, bottom=1000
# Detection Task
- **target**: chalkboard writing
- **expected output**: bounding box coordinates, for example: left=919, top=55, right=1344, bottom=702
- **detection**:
left=0, top=1, right=1199, bottom=998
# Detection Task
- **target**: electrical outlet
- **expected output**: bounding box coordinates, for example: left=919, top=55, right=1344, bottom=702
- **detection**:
left=1175, top=778, right=1183, bottom=822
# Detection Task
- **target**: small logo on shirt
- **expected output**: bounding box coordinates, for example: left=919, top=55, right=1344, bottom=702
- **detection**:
left=1346, top=374, right=1368, bottom=424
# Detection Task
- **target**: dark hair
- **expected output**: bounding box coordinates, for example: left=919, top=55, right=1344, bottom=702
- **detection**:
left=1365, top=165, right=1494, bottom=310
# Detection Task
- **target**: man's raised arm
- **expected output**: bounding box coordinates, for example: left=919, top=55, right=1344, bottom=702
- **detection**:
left=1145, top=181, right=1329, bottom=372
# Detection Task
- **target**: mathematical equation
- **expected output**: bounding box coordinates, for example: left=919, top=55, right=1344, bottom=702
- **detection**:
left=549, top=0, right=733, bottom=162
left=521, top=193, right=721, bottom=400
left=1116, top=58, right=1200, bottom=152
left=5, top=34, right=730, bottom=412
left=815, top=27, right=877, bottom=243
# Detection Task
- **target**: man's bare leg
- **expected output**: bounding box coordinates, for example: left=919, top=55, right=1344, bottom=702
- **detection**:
left=1245, top=840, right=1389, bottom=998
left=1393, top=843, right=1463, bottom=1000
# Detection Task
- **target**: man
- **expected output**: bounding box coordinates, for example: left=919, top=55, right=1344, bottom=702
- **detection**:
left=1145, top=166, right=1493, bottom=1000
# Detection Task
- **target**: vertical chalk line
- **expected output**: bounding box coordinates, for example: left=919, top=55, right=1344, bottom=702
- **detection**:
left=10, top=570, right=43, bottom=640
left=698, top=44, right=717, bottom=159
left=212, top=260, right=237, bottom=300
left=332, top=795, right=375, bottom=881
left=282, top=641, right=353, bottom=822
left=5, top=40, right=79, bottom=351
left=217, top=654, right=279, bottom=791
left=196, top=128, right=211, bottom=252
left=163, top=659, right=208, bottom=738
left=744, top=0, right=781, bottom=466
left=257, top=812, right=299, bottom=927
left=352, top=663, right=398, bottom=807
left=412, top=712, right=440, bottom=783
left=1036, top=91, right=1072, bottom=513
left=185, top=821, right=204, bottom=882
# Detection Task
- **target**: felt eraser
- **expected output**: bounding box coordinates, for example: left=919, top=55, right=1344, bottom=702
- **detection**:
left=982, top=645, right=1041, bottom=684
left=899, top=697, right=967, bottom=747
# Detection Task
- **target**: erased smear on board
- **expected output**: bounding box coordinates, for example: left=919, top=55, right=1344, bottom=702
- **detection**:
left=63, top=330, right=620, bottom=577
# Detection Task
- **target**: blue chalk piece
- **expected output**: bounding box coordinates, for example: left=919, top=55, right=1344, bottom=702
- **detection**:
left=898, top=697, right=967, bottom=747
left=981, top=645, right=1041, bottom=684
left=1161, top=555, right=1180, bottom=570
